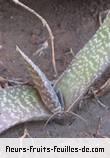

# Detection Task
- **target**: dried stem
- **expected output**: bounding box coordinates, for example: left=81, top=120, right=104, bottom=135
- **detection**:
left=12, top=0, right=57, bottom=76
left=90, top=87, right=108, bottom=109
left=20, top=128, right=31, bottom=138
left=99, top=10, right=110, bottom=26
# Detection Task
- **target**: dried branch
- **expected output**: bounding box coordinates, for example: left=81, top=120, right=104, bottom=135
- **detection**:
left=12, top=0, right=58, bottom=76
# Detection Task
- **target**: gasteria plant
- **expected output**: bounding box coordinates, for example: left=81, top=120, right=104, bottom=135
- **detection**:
left=0, top=8, right=110, bottom=134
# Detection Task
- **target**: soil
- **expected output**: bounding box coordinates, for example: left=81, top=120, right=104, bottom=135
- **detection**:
left=0, top=0, right=110, bottom=137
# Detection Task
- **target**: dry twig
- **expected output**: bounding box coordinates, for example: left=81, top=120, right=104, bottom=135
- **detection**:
left=12, top=0, right=58, bottom=76
left=20, top=128, right=31, bottom=138
left=90, top=87, right=108, bottom=109
left=94, top=78, right=110, bottom=97
left=99, top=10, right=110, bottom=25
left=33, top=40, right=48, bottom=56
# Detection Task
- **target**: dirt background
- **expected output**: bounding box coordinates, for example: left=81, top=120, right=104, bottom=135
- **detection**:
left=0, top=0, right=110, bottom=137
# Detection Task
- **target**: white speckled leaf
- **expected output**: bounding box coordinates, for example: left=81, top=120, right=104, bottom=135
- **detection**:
left=57, top=13, right=110, bottom=109
left=0, top=85, right=50, bottom=133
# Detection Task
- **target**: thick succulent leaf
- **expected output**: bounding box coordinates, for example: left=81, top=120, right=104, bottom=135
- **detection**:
left=0, top=86, right=50, bottom=133
left=57, top=13, right=110, bottom=109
